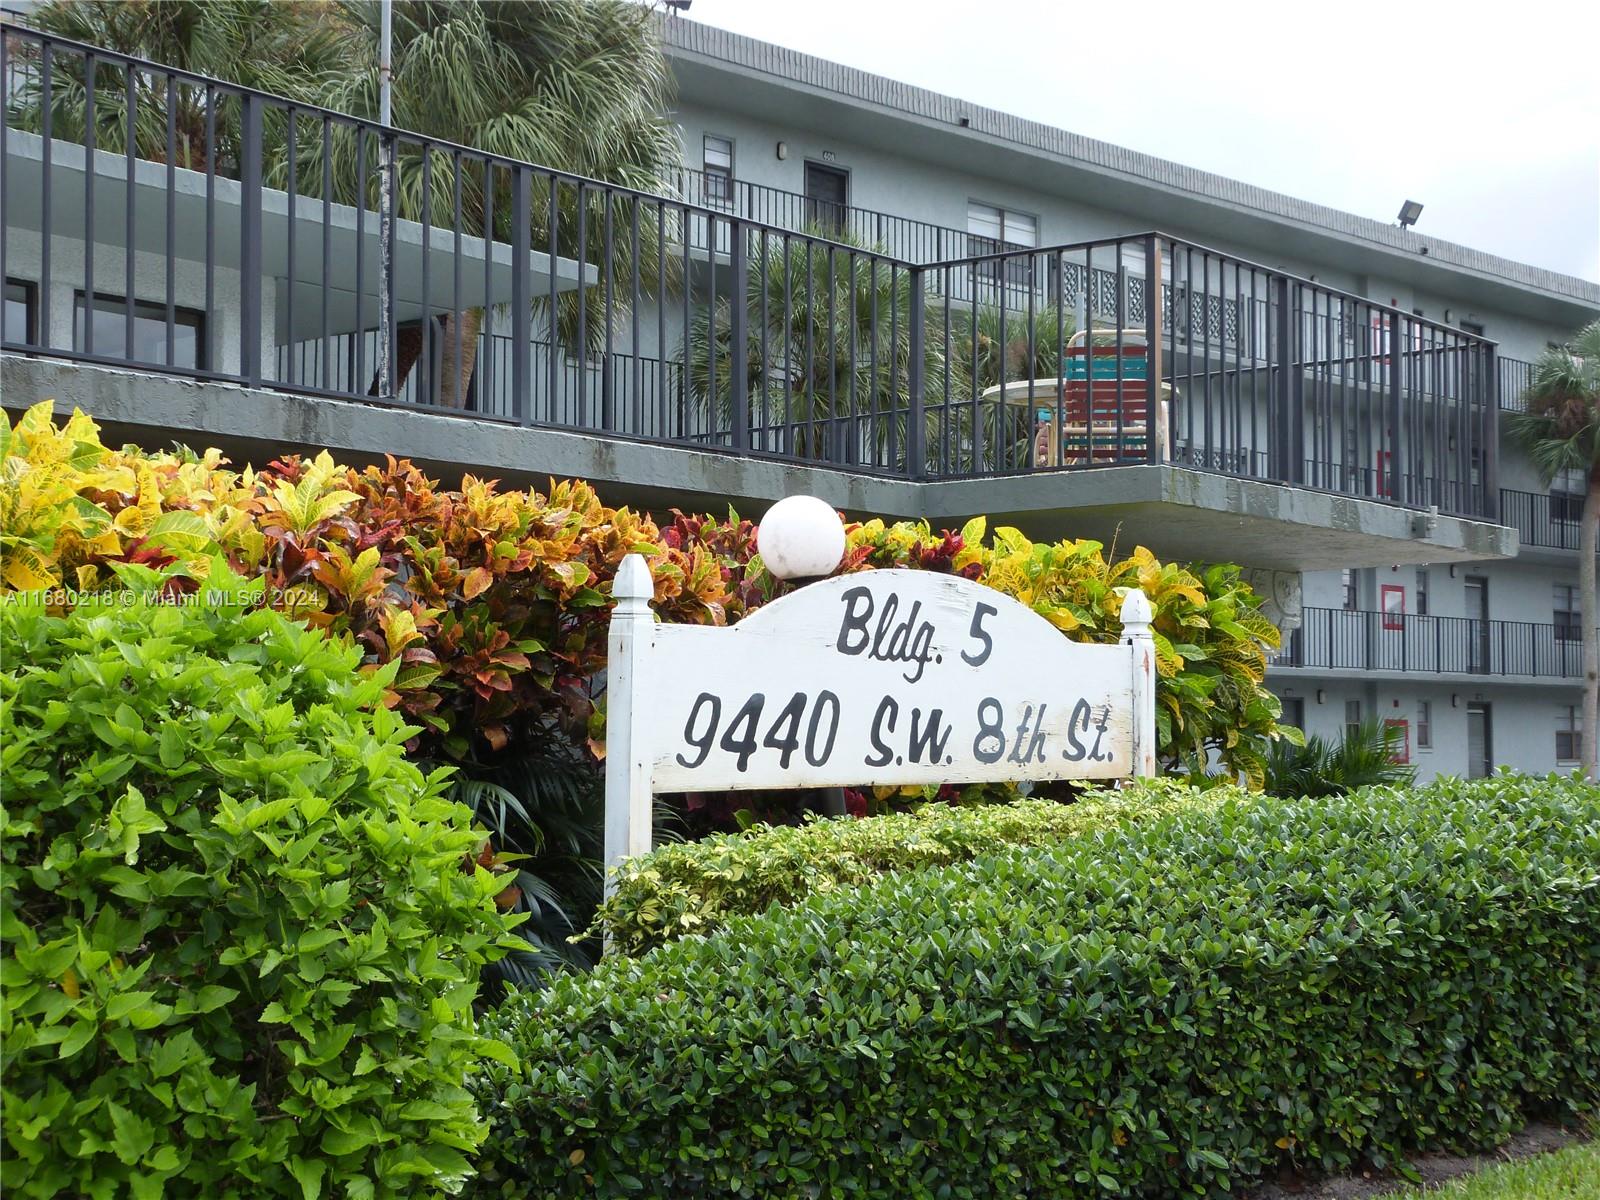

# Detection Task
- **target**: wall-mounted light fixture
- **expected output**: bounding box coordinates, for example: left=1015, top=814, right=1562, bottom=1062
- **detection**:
left=1316, top=689, right=1326, bottom=704
left=775, top=141, right=788, bottom=160
left=1448, top=564, right=1457, bottom=578
left=1451, top=694, right=1459, bottom=708
left=1397, top=199, right=1424, bottom=228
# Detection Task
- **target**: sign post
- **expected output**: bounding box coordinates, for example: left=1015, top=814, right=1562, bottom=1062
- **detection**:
left=603, top=556, right=1157, bottom=896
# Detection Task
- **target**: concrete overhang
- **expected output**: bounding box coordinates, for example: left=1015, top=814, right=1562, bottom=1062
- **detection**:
left=919, top=467, right=1516, bottom=569
left=4, top=353, right=1516, bottom=572
left=1268, top=665, right=1580, bottom=691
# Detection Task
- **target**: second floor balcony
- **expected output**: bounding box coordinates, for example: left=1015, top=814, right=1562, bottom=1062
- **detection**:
left=1275, top=606, right=1588, bottom=680
left=0, top=22, right=1516, bottom=572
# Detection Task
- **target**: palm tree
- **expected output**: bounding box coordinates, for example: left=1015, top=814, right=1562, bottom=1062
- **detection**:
left=305, top=0, right=683, bottom=406
left=683, top=230, right=964, bottom=466
left=962, top=300, right=1076, bottom=392
left=951, top=301, right=1076, bottom=471
left=10, top=0, right=337, bottom=171
left=1507, top=319, right=1600, bottom=780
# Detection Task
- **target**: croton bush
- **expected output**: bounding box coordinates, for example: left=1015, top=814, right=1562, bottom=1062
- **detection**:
left=0, top=559, right=520, bottom=1198
left=1, top=401, right=1289, bottom=784
left=471, top=773, right=1600, bottom=1199
left=0, top=403, right=731, bottom=762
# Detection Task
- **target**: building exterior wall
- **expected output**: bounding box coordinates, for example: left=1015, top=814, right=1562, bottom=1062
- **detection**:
left=5, top=228, right=269, bottom=376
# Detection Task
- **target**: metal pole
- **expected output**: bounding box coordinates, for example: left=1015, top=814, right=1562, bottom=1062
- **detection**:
left=377, top=0, right=394, bottom=398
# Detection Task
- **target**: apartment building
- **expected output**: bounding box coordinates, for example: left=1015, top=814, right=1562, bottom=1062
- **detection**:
left=2, top=13, right=1595, bottom=778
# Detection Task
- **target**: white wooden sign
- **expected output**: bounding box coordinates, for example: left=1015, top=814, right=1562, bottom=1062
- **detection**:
left=604, top=556, right=1156, bottom=888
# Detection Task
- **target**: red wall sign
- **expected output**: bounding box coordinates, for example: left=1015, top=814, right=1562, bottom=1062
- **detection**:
left=1381, top=584, right=1405, bottom=630
left=1384, top=717, right=1410, bottom=764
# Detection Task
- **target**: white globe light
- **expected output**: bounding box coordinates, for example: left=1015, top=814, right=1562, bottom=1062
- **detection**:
left=757, top=495, right=846, bottom=581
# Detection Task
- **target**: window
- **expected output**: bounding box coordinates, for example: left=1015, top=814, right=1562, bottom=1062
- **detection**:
left=1344, top=699, right=1362, bottom=740
left=4, top=277, right=36, bottom=345
left=1416, top=569, right=1430, bottom=616
left=74, top=291, right=205, bottom=369
left=702, top=134, right=733, bottom=206
left=968, top=201, right=1038, bottom=285
left=1555, top=584, right=1581, bottom=642
left=1557, top=706, right=1581, bottom=763
left=1341, top=569, right=1360, bottom=611
left=1416, top=700, right=1432, bottom=749
left=1281, top=696, right=1305, bottom=731
left=1460, top=319, right=1485, bottom=336
left=1551, top=468, right=1585, bottom=522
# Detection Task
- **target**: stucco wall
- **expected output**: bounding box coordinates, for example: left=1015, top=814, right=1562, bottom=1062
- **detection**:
left=6, top=228, right=272, bottom=377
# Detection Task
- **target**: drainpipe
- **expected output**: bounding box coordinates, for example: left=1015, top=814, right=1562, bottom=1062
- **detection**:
left=377, top=0, right=394, bottom=398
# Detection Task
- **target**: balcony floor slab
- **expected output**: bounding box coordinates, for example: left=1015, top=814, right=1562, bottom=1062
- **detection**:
left=1268, top=665, right=1582, bottom=689
left=920, top=466, right=1515, bottom=570
left=6, top=354, right=1516, bottom=572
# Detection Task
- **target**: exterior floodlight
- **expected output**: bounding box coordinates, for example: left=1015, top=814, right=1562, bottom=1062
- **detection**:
left=1397, top=200, right=1424, bottom=228
left=757, top=495, right=846, bottom=581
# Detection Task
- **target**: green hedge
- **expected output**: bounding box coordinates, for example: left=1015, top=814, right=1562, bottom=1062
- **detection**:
left=0, top=562, right=520, bottom=1198
left=589, top=780, right=1224, bottom=955
left=473, top=775, right=1600, bottom=1199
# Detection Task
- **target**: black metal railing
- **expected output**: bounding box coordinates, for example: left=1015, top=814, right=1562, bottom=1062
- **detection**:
left=1500, top=488, right=1594, bottom=552
left=1276, top=607, right=1586, bottom=678
left=915, top=236, right=1497, bottom=517
left=1499, top=356, right=1535, bottom=411
left=681, top=166, right=969, bottom=264
left=0, top=23, right=1499, bottom=516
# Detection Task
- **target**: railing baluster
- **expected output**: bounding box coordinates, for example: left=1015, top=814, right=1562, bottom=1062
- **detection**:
left=512, top=164, right=531, bottom=424
left=122, top=63, right=135, bottom=362
left=908, top=266, right=925, bottom=479
left=38, top=40, right=54, bottom=348
left=239, top=91, right=262, bottom=385
left=729, top=220, right=748, bottom=452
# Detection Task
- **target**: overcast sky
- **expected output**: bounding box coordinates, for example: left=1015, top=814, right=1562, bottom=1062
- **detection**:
left=680, top=0, right=1600, bottom=283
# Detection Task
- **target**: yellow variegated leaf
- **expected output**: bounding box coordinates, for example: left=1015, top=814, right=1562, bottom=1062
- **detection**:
left=1, top=542, right=58, bottom=592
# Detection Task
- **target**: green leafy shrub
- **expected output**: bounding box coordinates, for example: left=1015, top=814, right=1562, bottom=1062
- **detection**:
left=0, top=561, right=521, bottom=1198
left=472, top=774, right=1600, bottom=1199
left=589, top=779, right=1222, bottom=955
left=1266, top=717, right=1416, bottom=797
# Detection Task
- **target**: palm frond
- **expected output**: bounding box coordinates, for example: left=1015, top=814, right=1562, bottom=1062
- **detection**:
left=1507, top=319, right=1600, bottom=481
left=1265, top=718, right=1415, bottom=798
